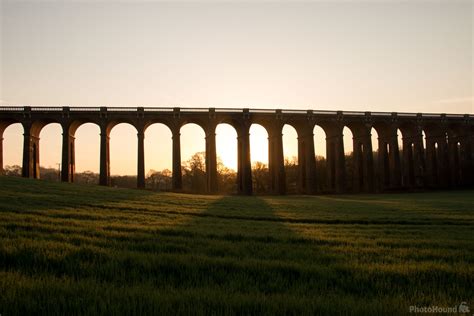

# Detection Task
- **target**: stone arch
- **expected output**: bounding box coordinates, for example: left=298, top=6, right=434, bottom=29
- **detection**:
left=68, top=119, right=101, bottom=136
left=215, top=123, right=238, bottom=171
left=0, top=120, right=22, bottom=137
left=144, top=119, right=173, bottom=134
left=312, top=124, right=327, bottom=193
left=176, top=117, right=209, bottom=136
left=180, top=123, right=207, bottom=193
left=342, top=126, right=355, bottom=192
left=214, top=116, right=241, bottom=135
left=313, top=124, right=327, bottom=159
left=108, top=122, right=139, bottom=187
left=73, top=123, right=101, bottom=184
left=105, top=119, right=138, bottom=136
left=249, top=123, right=271, bottom=194
left=282, top=124, right=298, bottom=193
left=60, top=120, right=102, bottom=183
left=370, top=127, right=380, bottom=189
left=25, top=121, right=63, bottom=180
left=144, top=123, right=173, bottom=191
left=215, top=123, right=238, bottom=193
left=0, top=121, right=23, bottom=175
left=40, top=123, right=62, bottom=181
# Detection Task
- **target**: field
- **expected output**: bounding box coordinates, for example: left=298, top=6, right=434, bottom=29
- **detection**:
left=0, top=176, right=473, bottom=315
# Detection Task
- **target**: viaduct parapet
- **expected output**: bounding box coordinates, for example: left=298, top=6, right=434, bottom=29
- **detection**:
left=0, top=106, right=472, bottom=194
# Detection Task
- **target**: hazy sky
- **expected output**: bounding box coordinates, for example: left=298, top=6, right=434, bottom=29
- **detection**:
left=1, top=0, right=472, bottom=175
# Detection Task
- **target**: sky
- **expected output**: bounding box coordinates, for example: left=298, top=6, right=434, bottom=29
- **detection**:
left=1, top=0, right=472, bottom=175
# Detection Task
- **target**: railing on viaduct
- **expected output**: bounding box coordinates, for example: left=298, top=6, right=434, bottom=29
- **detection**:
left=0, top=106, right=472, bottom=194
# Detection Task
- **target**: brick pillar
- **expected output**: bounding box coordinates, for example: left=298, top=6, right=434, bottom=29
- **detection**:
left=425, top=137, right=437, bottom=187
left=352, top=129, right=374, bottom=193
left=206, top=130, right=218, bottom=194
left=335, top=133, right=345, bottom=193
left=326, top=129, right=345, bottom=193
left=99, top=127, right=110, bottom=186
left=448, top=135, right=461, bottom=187
left=297, top=136, right=305, bottom=193
left=413, top=131, right=425, bottom=188
left=172, top=129, right=182, bottom=191
left=438, top=135, right=450, bottom=188
left=461, top=131, right=473, bottom=186
left=22, top=132, right=31, bottom=178
left=377, top=138, right=389, bottom=190
left=389, top=131, right=402, bottom=188
left=269, top=128, right=285, bottom=195
left=0, top=135, right=3, bottom=175
left=22, top=132, right=40, bottom=179
left=61, top=131, right=75, bottom=182
left=364, top=134, right=375, bottom=192
left=352, top=137, right=363, bottom=193
left=137, top=130, right=145, bottom=189
left=237, top=126, right=252, bottom=195
left=303, top=130, right=317, bottom=194
left=401, top=137, right=413, bottom=188
left=326, top=137, right=336, bottom=192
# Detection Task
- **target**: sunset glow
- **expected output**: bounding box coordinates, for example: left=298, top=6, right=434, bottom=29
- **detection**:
left=1, top=1, right=472, bottom=175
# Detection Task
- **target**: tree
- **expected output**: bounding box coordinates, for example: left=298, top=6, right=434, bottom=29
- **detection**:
left=182, top=152, right=206, bottom=193
left=284, top=156, right=298, bottom=194
left=3, top=165, right=21, bottom=177
left=39, top=166, right=60, bottom=181
left=146, top=169, right=172, bottom=191
left=75, top=170, right=98, bottom=185
left=315, top=156, right=327, bottom=192
left=252, top=161, right=269, bottom=194
left=110, top=175, right=136, bottom=188
left=217, top=157, right=237, bottom=194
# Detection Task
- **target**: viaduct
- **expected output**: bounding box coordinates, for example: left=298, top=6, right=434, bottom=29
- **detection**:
left=0, top=106, right=472, bottom=194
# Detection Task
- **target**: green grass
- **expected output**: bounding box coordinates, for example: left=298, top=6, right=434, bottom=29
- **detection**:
left=0, top=176, right=473, bottom=315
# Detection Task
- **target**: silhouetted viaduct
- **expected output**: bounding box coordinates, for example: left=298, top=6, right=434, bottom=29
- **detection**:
left=0, top=106, right=472, bottom=194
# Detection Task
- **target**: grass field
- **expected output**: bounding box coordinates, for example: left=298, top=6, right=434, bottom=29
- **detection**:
left=0, top=176, right=473, bottom=315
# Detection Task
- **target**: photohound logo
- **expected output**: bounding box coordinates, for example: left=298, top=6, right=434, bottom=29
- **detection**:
left=458, top=302, right=470, bottom=314
left=409, top=301, right=470, bottom=314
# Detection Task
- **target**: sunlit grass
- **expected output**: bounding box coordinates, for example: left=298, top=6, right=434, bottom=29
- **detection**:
left=0, top=176, right=472, bottom=315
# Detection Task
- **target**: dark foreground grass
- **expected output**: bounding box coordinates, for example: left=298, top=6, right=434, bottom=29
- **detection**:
left=0, top=176, right=473, bottom=315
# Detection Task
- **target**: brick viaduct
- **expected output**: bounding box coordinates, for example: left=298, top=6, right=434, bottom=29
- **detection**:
left=0, top=106, right=472, bottom=194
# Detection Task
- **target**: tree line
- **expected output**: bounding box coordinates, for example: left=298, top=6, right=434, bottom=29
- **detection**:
left=3, top=151, right=376, bottom=194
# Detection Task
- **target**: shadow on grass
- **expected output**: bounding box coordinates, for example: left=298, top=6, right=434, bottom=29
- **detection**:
left=0, top=175, right=157, bottom=213
left=1, top=179, right=472, bottom=315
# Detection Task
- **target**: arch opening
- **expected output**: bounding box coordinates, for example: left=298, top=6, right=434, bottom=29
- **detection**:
left=422, top=130, right=427, bottom=150
left=343, top=126, right=354, bottom=192
left=1, top=123, right=23, bottom=176
left=250, top=124, right=269, bottom=194
left=109, top=123, right=137, bottom=188
left=313, top=125, right=327, bottom=192
left=74, top=123, right=100, bottom=185
left=38, top=123, right=62, bottom=181
left=145, top=123, right=172, bottom=191
left=370, top=127, right=379, bottom=190
left=180, top=123, right=206, bottom=193
left=216, top=123, right=238, bottom=194
left=282, top=124, right=298, bottom=194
